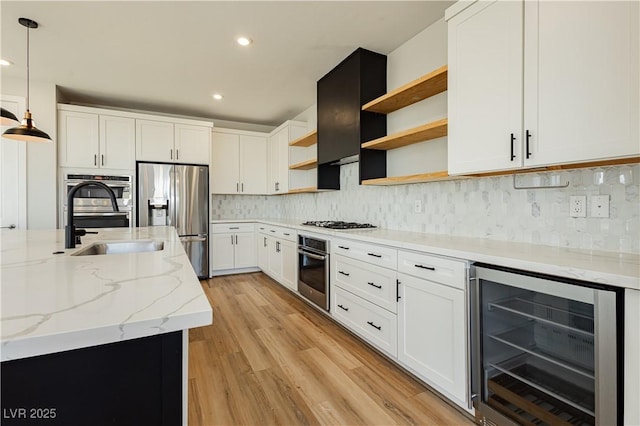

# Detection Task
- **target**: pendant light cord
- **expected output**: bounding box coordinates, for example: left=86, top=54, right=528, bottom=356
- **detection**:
left=25, top=23, right=30, bottom=112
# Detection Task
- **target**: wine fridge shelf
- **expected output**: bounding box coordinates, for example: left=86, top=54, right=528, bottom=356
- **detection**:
left=489, top=324, right=595, bottom=379
left=488, top=296, right=594, bottom=336
left=489, top=354, right=595, bottom=419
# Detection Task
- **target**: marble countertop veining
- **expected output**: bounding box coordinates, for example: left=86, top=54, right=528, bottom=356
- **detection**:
left=1, top=226, right=213, bottom=361
left=212, top=219, right=640, bottom=290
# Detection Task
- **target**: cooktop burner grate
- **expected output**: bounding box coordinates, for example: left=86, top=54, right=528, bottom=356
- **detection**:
left=301, top=221, right=376, bottom=230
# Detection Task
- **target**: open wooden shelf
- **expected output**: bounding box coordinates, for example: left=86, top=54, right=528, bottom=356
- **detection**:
left=362, top=65, right=448, bottom=114
left=361, top=119, right=448, bottom=151
left=287, top=186, right=318, bottom=194
left=361, top=171, right=463, bottom=186
left=289, top=158, right=317, bottom=170
left=289, top=130, right=317, bottom=147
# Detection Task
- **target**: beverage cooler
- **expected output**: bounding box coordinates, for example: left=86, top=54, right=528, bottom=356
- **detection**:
left=472, top=265, right=623, bottom=426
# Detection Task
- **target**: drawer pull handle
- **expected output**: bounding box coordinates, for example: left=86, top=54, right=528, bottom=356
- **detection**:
left=367, top=321, right=381, bottom=331
left=414, top=264, right=435, bottom=271
left=284, top=233, right=290, bottom=236
left=338, top=271, right=350, bottom=277
left=367, top=253, right=382, bottom=258
left=229, top=227, right=240, bottom=230
left=270, top=230, right=276, bottom=233
left=367, top=282, right=382, bottom=289
left=338, top=304, right=349, bottom=312
left=338, top=245, right=350, bottom=250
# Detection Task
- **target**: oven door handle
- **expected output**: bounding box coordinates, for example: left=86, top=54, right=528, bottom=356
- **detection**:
left=297, top=249, right=326, bottom=261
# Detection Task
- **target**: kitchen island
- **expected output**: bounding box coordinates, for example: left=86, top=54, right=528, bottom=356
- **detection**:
left=0, top=226, right=212, bottom=425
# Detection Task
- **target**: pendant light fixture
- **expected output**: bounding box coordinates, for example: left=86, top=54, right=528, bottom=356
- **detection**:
left=2, top=18, right=51, bottom=143
left=1, top=108, right=20, bottom=126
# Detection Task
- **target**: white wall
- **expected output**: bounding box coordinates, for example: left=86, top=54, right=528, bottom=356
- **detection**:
left=1, top=76, right=57, bottom=229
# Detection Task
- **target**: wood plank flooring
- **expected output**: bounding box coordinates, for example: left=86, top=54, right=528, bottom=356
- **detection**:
left=189, top=272, right=473, bottom=426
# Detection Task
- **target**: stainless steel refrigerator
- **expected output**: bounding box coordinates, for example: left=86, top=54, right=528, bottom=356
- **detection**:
left=137, top=162, right=209, bottom=278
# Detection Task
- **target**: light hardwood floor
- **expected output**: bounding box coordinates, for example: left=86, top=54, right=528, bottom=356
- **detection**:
left=189, top=272, right=474, bottom=426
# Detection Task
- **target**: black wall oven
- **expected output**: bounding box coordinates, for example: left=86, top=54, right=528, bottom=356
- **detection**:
left=298, top=235, right=329, bottom=311
left=63, top=174, right=132, bottom=228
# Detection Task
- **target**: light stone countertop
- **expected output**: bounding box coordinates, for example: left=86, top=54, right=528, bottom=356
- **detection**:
left=1, top=226, right=213, bottom=361
left=212, top=218, right=640, bottom=290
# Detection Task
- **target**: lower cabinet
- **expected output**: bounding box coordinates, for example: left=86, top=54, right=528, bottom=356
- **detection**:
left=258, top=225, right=298, bottom=291
left=257, top=234, right=269, bottom=271
left=280, top=239, right=297, bottom=291
left=210, top=223, right=257, bottom=275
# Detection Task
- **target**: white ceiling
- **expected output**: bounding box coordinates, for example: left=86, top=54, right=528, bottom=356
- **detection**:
left=1, top=1, right=453, bottom=127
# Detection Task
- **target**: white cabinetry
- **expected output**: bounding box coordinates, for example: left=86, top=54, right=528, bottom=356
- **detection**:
left=58, top=108, right=135, bottom=170
left=331, top=237, right=398, bottom=357
left=210, top=223, right=257, bottom=276
left=258, top=225, right=297, bottom=291
left=211, top=129, right=268, bottom=194
left=447, top=0, right=639, bottom=175
left=136, top=119, right=211, bottom=165
left=397, top=250, right=468, bottom=407
left=268, top=121, right=307, bottom=194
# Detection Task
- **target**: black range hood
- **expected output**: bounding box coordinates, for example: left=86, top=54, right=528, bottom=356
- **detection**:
left=316, top=48, right=387, bottom=189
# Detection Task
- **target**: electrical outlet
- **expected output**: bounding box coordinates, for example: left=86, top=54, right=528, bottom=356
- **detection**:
left=591, top=195, right=610, bottom=218
left=569, top=196, right=586, bottom=218
left=414, top=199, right=422, bottom=213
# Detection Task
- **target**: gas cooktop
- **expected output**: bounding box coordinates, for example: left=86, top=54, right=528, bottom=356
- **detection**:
left=301, top=221, right=376, bottom=230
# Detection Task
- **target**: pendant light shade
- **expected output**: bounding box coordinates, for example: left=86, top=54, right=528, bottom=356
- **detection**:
left=2, top=18, right=51, bottom=143
left=0, top=107, right=20, bottom=126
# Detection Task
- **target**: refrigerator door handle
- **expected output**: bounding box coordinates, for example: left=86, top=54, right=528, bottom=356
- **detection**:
left=180, top=235, right=208, bottom=243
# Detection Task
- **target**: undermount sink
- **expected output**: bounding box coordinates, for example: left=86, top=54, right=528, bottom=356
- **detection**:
left=71, top=240, right=164, bottom=256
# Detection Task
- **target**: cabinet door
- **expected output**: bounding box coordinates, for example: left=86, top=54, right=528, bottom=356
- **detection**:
left=239, top=135, right=267, bottom=194
left=136, top=119, right=174, bottom=162
left=276, top=129, right=290, bottom=193
left=280, top=239, right=297, bottom=291
left=99, top=115, right=135, bottom=170
left=234, top=232, right=257, bottom=269
left=267, top=133, right=280, bottom=194
left=448, top=0, right=524, bottom=175
left=210, top=132, right=240, bottom=194
left=397, top=273, right=466, bottom=405
left=523, top=1, right=639, bottom=166
left=266, top=237, right=283, bottom=281
left=210, top=233, right=235, bottom=271
left=257, top=234, right=269, bottom=271
left=174, top=124, right=211, bottom=165
left=58, top=110, right=99, bottom=168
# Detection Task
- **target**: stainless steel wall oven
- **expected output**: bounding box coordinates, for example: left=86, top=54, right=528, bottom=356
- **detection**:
left=63, top=174, right=132, bottom=228
left=298, top=235, right=329, bottom=311
left=472, top=264, right=623, bottom=426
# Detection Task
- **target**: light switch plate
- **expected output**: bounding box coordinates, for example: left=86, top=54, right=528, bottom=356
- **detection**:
left=570, top=196, right=586, bottom=218
left=591, top=195, right=610, bottom=218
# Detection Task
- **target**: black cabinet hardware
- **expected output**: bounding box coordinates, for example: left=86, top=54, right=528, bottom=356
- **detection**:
left=367, top=253, right=382, bottom=258
left=270, top=230, right=276, bottom=233
left=338, top=245, right=350, bottom=250
left=101, top=154, right=104, bottom=166
left=338, top=271, right=350, bottom=277
left=338, top=304, right=349, bottom=312
left=263, top=237, right=267, bottom=247
left=284, top=233, right=290, bottom=236
left=170, top=149, right=173, bottom=160
left=230, top=235, right=234, bottom=245
left=94, top=154, right=97, bottom=166
left=367, top=282, right=382, bottom=289
left=510, top=133, right=516, bottom=161
left=526, top=129, right=532, bottom=159
left=396, top=279, right=401, bottom=301
left=414, top=264, right=435, bottom=271
left=176, top=149, right=179, bottom=160
left=229, top=227, right=240, bottom=230
left=367, top=321, right=381, bottom=330
left=235, top=235, right=238, bottom=244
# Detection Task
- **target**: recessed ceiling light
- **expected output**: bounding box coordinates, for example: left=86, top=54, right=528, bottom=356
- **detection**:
left=213, top=93, right=223, bottom=100
left=237, top=37, right=252, bottom=46
left=0, top=59, right=12, bottom=66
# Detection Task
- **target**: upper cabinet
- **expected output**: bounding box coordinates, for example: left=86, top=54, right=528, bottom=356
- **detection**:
left=136, top=120, right=211, bottom=164
left=317, top=48, right=388, bottom=189
left=267, top=120, right=307, bottom=194
left=58, top=108, right=135, bottom=170
left=211, top=128, right=268, bottom=195
left=447, top=0, right=639, bottom=175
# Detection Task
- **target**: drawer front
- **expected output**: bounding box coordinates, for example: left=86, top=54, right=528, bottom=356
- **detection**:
left=278, top=228, right=296, bottom=242
left=332, top=237, right=397, bottom=269
left=212, top=222, right=255, bottom=234
left=332, top=254, right=397, bottom=313
left=397, top=250, right=467, bottom=290
left=258, top=224, right=296, bottom=241
left=333, top=287, right=397, bottom=357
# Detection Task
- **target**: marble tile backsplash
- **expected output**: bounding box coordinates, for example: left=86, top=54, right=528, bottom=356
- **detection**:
left=211, top=163, right=640, bottom=254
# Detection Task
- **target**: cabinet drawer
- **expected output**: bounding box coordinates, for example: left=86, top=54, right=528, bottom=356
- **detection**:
left=211, top=222, right=255, bottom=234
left=332, top=254, right=397, bottom=313
left=333, top=287, right=397, bottom=358
left=258, top=224, right=296, bottom=242
left=332, top=237, right=397, bottom=269
left=397, top=250, right=467, bottom=290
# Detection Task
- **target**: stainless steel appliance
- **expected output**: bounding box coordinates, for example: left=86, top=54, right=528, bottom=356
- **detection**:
left=472, top=264, right=622, bottom=426
left=137, top=163, right=209, bottom=279
left=298, top=235, right=329, bottom=311
left=301, top=221, right=376, bottom=230
left=63, top=173, right=132, bottom=228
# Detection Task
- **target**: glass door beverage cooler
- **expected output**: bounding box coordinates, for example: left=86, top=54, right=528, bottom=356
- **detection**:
left=472, top=265, right=623, bottom=426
